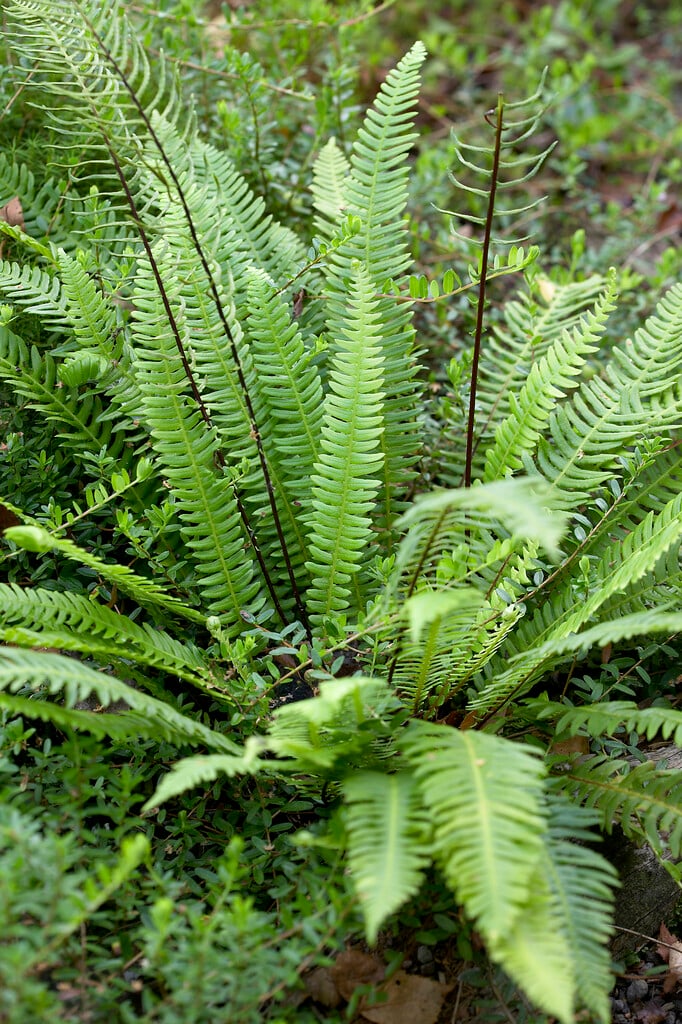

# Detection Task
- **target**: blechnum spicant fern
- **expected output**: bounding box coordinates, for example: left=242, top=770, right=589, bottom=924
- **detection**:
left=2, top=3, right=682, bottom=1021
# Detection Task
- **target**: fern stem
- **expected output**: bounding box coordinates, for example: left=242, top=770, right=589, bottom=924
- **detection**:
left=464, top=94, right=504, bottom=489
left=81, top=6, right=310, bottom=634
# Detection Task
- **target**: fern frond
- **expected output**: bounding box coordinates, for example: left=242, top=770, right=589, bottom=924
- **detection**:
left=0, top=584, right=210, bottom=687
left=400, top=721, right=547, bottom=942
left=305, top=265, right=386, bottom=626
left=311, top=138, right=351, bottom=239
left=393, top=477, right=567, bottom=593
left=246, top=270, right=323, bottom=493
left=532, top=282, right=682, bottom=505
left=472, top=609, right=682, bottom=715
left=143, top=742, right=265, bottom=811
left=540, top=794, right=616, bottom=1022
left=483, top=272, right=618, bottom=481
left=546, top=700, right=682, bottom=756
left=0, top=646, right=237, bottom=752
left=4, top=525, right=205, bottom=624
left=445, top=273, right=610, bottom=485
left=342, top=770, right=430, bottom=943
left=131, top=248, right=261, bottom=627
left=323, top=42, right=427, bottom=529
left=491, top=865, right=573, bottom=1024
left=555, top=753, right=682, bottom=856
left=267, top=676, right=399, bottom=774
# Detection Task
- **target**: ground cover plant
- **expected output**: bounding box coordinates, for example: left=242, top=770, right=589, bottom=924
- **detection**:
left=1, top=1, right=682, bottom=1021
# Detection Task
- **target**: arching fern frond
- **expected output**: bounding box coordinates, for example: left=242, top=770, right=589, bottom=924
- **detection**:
left=0, top=584, right=210, bottom=687
left=544, top=700, right=682, bottom=756
left=554, top=753, right=682, bottom=857
left=531, top=281, right=682, bottom=506
left=0, top=646, right=237, bottom=752
left=142, top=743, right=265, bottom=811
left=483, top=271, right=618, bottom=481
left=5, top=524, right=205, bottom=623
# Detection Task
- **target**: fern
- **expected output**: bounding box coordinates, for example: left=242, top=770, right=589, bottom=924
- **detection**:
left=400, top=721, right=547, bottom=942
left=342, top=770, right=430, bottom=943
left=4, top=9, right=682, bottom=1021
left=553, top=753, right=682, bottom=857
left=0, top=646, right=236, bottom=752
left=305, top=264, right=386, bottom=623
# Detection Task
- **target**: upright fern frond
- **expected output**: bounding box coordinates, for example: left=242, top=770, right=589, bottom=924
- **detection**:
left=319, top=41, right=427, bottom=531
left=305, top=265, right=386, bottom=626
left=131, top=248, right=261, bottom=628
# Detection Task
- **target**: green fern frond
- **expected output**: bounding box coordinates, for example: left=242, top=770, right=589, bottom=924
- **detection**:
left=540, top=794, right=616, bottom=1022
left=393, top=477, right=567, bottom=593
left=0, top=646, right=237, bottom=752
left=0, top=584, right=210, bottom=687
left=131, top=248, right=261, bottom=627
left=267, top=676, right=399, bottom=774
left=449, top=273, right=610, bottom=485
left=532, top=282, right=682, bottom=505
left=342, top=770, right=430, bottom=944
left=491, top=865, right=573, bottom=1024
left=546, top=700, right=682, bottom=756
left=246, top=270, right=323, bottom=492
left=143, top=743, right=265, bottom=811
left=311, top=138, right=352, bottom=239
left=472, top=609, right=682, bottom=715
left=305, top=265, right=386, bottom=626
left=0, top=333, right=130, bottom=465
left=483, top=272, right=618, bottom=481
left=400, top=721, right=547, bottom=942
left=322, top=42, right=427, bottom=529
left=4, top=524, right=205, bottom=624
left=0, top=259, right=66, bottom=322
left=555, top=753, right=682, bottom=856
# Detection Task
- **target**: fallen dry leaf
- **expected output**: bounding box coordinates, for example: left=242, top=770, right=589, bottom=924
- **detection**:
left=330, top=949, right=385, bottom=1001
left=360, top=970, right=452, bottom=1024
left=303, top=966, right=341, bottom=1008
left=550, top=735, right=590, bottom=757
left=0, top=196, right=24, bottom=230
left=634, top=999, right=668, bottom=1024
left=657, top=922, right=682, bottom=992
